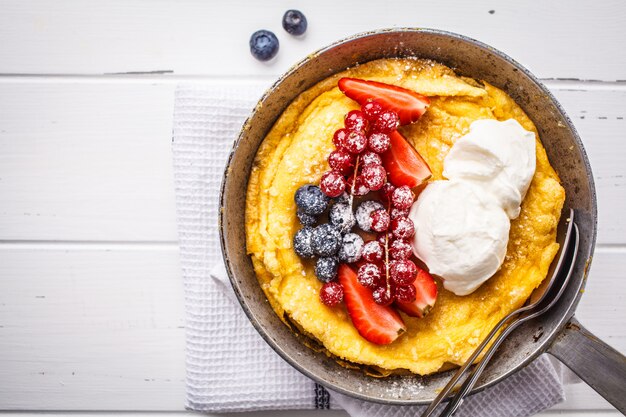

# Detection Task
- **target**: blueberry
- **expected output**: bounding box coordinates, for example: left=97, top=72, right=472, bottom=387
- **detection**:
left=293, top=227, right=315, bottom=258
left=311, top=223, right=341, bottom=256
left=282, top=10, right=307, bottom=36
left=355, top=200, right=385, bottom=232
left=339, top=233, right=364, bottom=264
left=295, top=185, right=329, bottom=216
left=315, top=257, right=339, bottom=283
left=297, top=209, right=317, bottom=227
left=249, top=30, right=279, bottom=61
left=329, top=202, right=356, bottom=234
left=334, top=192, right=350, bottom=204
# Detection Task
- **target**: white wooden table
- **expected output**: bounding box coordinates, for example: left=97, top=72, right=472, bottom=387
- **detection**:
left=0, top=1, right=624, bottom=416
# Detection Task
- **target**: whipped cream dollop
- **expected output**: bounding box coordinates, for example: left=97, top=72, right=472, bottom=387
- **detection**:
left=410, top=119, right=536, bottom=296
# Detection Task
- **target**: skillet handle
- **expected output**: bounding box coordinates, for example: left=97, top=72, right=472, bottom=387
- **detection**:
left=547, top=316, right=626, bottom=414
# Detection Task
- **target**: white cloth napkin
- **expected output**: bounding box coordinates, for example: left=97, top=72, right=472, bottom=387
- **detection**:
left=172, top=82, right=567, bottom=415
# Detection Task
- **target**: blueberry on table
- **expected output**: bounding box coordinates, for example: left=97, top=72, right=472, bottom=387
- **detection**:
left=312, top=224, right=341, bottom=256
left=295, top=184, right=329, bottom=215
left=249, top=30, right=279, bottom=61
left=294, top=227, right=315, bottom=258
left=282, top=10, right=307, bottom=36
left=315, top=257, right=339, bottom=282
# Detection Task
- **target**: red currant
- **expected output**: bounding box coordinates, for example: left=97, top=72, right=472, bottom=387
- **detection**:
left=344, top=110, right=368, bottom=132
left=391, top=185, right=415, bottom=209
left=320, top=281, right=344, bottom=306
left=333, top=128, right=348, bottom=150
left=320, top=171, right=346, bottom=198
left=391, top=217, right=415, bottom=240
left=362, top=101, right=383, bottom=121
left=390, top=259, right=417, bottom=285
left=360, top=151, right=383, bottom=167
left=390, top=207, right=410, bottom=219
left=390, top=239, right=412, bottom=260
left=370, top=209, right=390, bottom=233
left=328, top=150, right=354, bottom=175
left=367, top=132, right=391, bottom=154
left=361, top=164, right=386, bottom=191
left=357, top=263, right=383, bottom=289
left=394, top=284, right=416, bottom=303
left=343, top=131, right=367, bottom=154
left=377, top=232, right=394, bottom=247
left=346, top=174, right=369, bottom=196
left=361, top=240, right=384, bottom=263
left=373, top=110, right=399, bottom=133
left=380, top=183, right=396, bottom=203
left=372, top=286, right=393, bottom=306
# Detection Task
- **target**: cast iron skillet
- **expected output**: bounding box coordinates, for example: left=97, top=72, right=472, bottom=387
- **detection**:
left=219, top=29, right=626, bottom=410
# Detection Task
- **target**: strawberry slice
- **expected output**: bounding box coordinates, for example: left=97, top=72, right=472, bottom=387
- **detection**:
left=338, top=264, right=406, bottom=345
left=382, top=130, right=432, bottom=188
left=396, top=267, right=438, bottom=318
left=338, top=77, right=430, bottom=125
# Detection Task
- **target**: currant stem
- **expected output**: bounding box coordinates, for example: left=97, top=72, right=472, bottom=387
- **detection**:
left=348, top=155, right=360, bottom=208
left=384, top=201, right=391, bottom=299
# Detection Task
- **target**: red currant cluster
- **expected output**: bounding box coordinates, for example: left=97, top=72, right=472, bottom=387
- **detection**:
left=319, top=101, right=398, bottom=199
left=357, top=184, right=418, bottom=305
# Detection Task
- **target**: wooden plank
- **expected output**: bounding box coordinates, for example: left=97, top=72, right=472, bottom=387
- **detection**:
left=0, top=247, right=622, bottom=410
left=0, top=82, right=624, bottom=243
left=0, top=247, right=186, bottom=410
left=0, top=0, right=625, bottom=80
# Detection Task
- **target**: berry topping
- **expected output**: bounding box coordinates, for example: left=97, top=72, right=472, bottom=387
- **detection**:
left=382, top=130, right=432, bottom=188
left=377, top=231, right=395, bottom=246
left=338, top=264, right=406, bottom=344
left=329, top=202, right=356, bottom=234
left=315, top=256, right=339, bottom=282
left=311, top=224, right=341, bottom=256
left=295, top=184, right=329, bottom=215
left=391, top=217, right=415, bottom=240
left=372, top=110, right=399, bottom=134
left=328, top=150, right=354, bottom=175
left=334, top=192, right=350, bottom=204
left=320, top=281, right=344, bottom=307
left=337, top=77, right=430, bottom=125
left=296, top=209, right=317, bottom=227
left=391, top=185, right=415, bottom=210
left=390, top=207, right=410, bottom=219
left=361, top=163, right=386, bottom=191
left=380, top=182, right=396, bottom=203
left=357, top=263, right=383, bottom=289
left=362, top=240, right=384, bottom=263
left=370, top=209, right=390, bottom=232
left=394, top=284, right=416, bottom=303
left=282, top=9, right=307, bottom=36
left=389, top=239, right=412, bottom=260
left=362, top=101, right=383, bottom=121
left=320, top=171, right=346, bottom=198
left=249, top=30, right=279, bottom=62
left=367, top=132, right=391, bottom=153
left=395, top=268, right=438, bottom=318
left=344, top=110, right=368, bottom=132
left=347, top=174, right=369, bottom=196
left=390, top=259, right=417, bottom=285
left=293, top=227, right=315, bottom=258
left=355, top=200, right=385, bottom=232
left=360, top=151, right=383, bottom=167
left=372, top=286, right=394, bottom=306
left=333, top=128, right=349, bottom=151
left=339, top=233, right=364, bottom=264
left=343, top=131, right=368, bottom=154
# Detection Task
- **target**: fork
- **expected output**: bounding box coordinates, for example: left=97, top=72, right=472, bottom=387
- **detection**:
left=420, top=209, right=579, bottom=417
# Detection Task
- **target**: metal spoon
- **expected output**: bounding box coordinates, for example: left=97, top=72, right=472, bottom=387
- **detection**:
left=421, top=209, right=578, bottom=417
